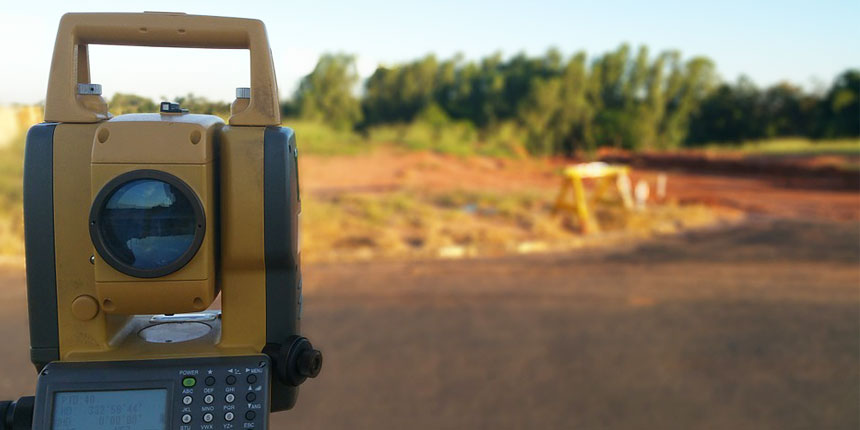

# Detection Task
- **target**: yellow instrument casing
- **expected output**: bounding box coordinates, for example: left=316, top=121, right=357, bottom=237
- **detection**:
left=23, top=12, right=311, bottom=412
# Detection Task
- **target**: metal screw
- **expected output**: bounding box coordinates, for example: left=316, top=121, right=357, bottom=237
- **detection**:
left=89, top=255, right=95, bottom=264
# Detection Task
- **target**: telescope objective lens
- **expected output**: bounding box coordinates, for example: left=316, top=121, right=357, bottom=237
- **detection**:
left=90, top=171, right=205, bottom=278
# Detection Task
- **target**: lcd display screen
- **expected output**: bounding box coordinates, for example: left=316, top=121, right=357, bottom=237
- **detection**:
left=52, top=389, right=167, bottom=430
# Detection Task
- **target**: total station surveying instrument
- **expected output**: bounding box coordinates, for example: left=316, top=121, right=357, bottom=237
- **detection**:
left=0, top=12, right=322, bottom=430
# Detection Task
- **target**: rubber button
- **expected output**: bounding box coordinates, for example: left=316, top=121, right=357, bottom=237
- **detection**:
left=247, top=374, right=257, bottom=384
left=203, top=413, right=213, bottom=423
left=225, top=393, right=235, bottom=403
left=182, top=396, right=192, bottom=405
left=205, top=376, right=216, bottom=386
left=182, top=377, right=196, bottom=388
left=204, top=395, right=214, bottom=404
left=181, top=414, right=192, bottom=424
left=226, top=375, right=236, bottom=385
left=245, top=411, right=256, bottom=420
left=225, top=412, right=234, bottom=422
left=246, top=392, right=256, bottom=402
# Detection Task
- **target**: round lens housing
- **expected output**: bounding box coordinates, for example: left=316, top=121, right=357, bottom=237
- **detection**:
left=89, top=170, right=205, bottom=278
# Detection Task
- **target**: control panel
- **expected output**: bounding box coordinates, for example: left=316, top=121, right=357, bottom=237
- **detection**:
left=31, top=355, right=270, bottom=430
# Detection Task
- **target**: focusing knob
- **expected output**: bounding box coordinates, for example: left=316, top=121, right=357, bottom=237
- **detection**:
left=264, top=336, right=322, bottom=387
left=297, top=348, right=323, bottom=378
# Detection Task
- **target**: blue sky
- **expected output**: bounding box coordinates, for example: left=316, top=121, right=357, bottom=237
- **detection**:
left=1, top=0, right=857, bottom=104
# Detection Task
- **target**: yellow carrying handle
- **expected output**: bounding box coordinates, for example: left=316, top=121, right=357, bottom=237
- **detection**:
left=44, top=12, right=281, bottom=126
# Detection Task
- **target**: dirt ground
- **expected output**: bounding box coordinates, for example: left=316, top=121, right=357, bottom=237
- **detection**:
left=1, top=219, right=856, bottom=429
left=0, top=151, right=858, bottom=429
left=275, top=218, right=859, bottom=430
left=300, top=151, right=860, bottom=222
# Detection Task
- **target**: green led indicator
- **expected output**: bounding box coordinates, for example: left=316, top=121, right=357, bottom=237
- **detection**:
left=182, top=377, right=196, bottom=388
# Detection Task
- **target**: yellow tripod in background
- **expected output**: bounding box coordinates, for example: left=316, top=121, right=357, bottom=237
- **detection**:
left=553, top=163, right=633, bottom=233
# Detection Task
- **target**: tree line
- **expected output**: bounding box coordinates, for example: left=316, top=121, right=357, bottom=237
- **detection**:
left=109, top=45, right=858, bottom=156
left=291, top=45, right=858, bottom=154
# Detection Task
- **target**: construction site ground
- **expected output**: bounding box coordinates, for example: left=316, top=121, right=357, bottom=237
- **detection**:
left=0, top=149, right=857, bottom=429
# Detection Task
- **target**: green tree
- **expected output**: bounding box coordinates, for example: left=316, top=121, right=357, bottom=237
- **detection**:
left=685, top=72, right=852, bottom=145
left=517, top=52, right=592, bottom=155
left=816, top=69, right=860, bottom=138
left=687, top=76, right=763, bottom=144
left=362, top=55, right=439, bottom=125
left=296, top=54, right=363, bottom=129
left=657, top=55, right=716, bottom=147
left=584, top=45, right=715, bottom=150
left=759, top=83, right=817, bottom=138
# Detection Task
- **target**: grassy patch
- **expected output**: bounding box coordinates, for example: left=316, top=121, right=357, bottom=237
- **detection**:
left=282, top=119, right=372, bottom=156
left=301, top=188, right=727, bottom=263
left=367, top=121, right=527, bottom=158
left=285, top=118, right=528, bottom=158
